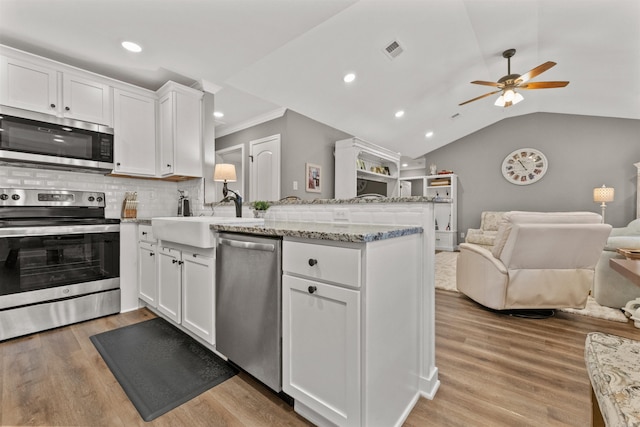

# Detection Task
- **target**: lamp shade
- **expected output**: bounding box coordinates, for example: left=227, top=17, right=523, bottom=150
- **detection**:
left=213, top=163, right=237, bottom=182
left=593, top=185, right=614, bottom=203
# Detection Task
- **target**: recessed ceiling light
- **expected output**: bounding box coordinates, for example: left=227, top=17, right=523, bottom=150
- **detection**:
left=121, top=41, right=142, bottom=53
left=425, top=131, right=434, bottom=138
left=343, top=73, right=356, bottom=83
left=395, top=110, right=405, bottom=118
left=213, top=111, right=224, bottom=118
left=401, top=163, right=409, bottom=167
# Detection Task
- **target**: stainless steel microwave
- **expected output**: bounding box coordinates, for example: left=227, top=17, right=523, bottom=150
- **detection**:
left=0, top=106, right=114, bottom=173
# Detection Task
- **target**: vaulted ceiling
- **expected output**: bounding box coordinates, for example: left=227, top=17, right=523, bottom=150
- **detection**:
left=1, top=0, right=638, bottom=166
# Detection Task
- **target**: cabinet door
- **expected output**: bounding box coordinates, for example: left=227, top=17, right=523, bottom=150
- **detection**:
left=0, top=56, right=57, bottom=115
left=157, top=247, right=182, bottom=323
left=181, top=252, right=215, bottom=344
left=62, top=73, right=112, bottom=126
left=157, top=89, right=202, bottom=178
left=282, top=275, right=361, bottom=427
left=113, top=89, right=157, bottom=176
left=172, top=90, right=202, bottom=177
left=158, top=92, right=175, bottom=176
left=138, top=242, right=157, bottom=307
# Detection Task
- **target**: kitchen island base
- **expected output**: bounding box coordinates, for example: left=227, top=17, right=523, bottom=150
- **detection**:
left=282, top=233, right=422, bottom=427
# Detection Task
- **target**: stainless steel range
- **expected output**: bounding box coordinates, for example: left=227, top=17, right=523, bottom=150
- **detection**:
left=0, top=188, right=120, bottom=341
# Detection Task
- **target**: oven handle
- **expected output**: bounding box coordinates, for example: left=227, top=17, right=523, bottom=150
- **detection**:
left=0, top=224, right=120, bottom=237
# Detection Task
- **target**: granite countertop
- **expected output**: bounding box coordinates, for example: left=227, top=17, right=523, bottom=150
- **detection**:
left=213, top=195, right=439, bottom=208
left=211, top=220, right=423, bottom=243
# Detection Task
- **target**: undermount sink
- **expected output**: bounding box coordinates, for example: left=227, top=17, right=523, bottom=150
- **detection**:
left=151, top=216, right=265, bottom=248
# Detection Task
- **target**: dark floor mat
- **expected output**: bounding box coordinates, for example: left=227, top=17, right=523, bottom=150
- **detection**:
left=90, top=317, right=237, bottom=421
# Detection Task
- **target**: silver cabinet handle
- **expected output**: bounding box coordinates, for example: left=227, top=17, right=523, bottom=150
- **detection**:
left=219, top=238, right=275, bottom=252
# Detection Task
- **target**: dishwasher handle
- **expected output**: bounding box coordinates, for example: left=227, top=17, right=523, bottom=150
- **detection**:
left=218, top=238, right=275, bottom=252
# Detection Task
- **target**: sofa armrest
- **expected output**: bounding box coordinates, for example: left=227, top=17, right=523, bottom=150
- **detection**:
left=458, top=243, right=508, bottom=274
left=457, top=243, right=509, bottom=310
left=604, top=236, right=640, bottom=251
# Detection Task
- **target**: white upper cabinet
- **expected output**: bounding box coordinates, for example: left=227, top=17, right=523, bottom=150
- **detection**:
left=113, top=89, right=157, bottom=176
left=0, top=56, right=112, bottom=126
left=0, top=47, right=207, bottom=180
left=62, top=73, right=111, bottom=126
left=157, top=81, right=203, bottom=178
left=0, top=56, right=57, bottom=115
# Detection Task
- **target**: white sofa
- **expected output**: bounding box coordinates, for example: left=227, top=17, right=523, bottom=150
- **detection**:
left=457, top=211, right=612, bottom=310
left=593, top=218, right=640, bottom=308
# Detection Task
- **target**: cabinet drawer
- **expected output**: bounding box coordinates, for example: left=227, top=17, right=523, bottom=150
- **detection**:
left=138, top=225, right=156, bottom=243
left=283, top=241, right=361, bottom=288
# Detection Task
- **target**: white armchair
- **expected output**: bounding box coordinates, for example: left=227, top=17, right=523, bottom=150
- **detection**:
left=593, top=218, right=640, bottom=308
left=464, top=211, right=505, bottom=249
left=457, top=212, right=612, bottom=311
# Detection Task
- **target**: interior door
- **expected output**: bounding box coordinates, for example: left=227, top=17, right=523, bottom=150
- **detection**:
left=250, top=134, right=281, bottom=202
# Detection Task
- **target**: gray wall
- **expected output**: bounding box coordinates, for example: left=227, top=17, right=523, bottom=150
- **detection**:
left=422, top=113, right=640, bottom=232
left=216, top=110, right=351, bottom=201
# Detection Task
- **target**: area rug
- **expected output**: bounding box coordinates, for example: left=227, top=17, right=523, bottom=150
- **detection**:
left=90, top=317, right=238, bottom=421
left=435, top=251, right=628, bottom=323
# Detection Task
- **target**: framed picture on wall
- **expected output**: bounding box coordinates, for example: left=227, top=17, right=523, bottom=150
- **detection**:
left=306, top=163, right=321, bottom=193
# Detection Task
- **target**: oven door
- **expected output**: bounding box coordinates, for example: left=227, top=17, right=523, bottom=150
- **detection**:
left=0, top=224, right=119, bottom=309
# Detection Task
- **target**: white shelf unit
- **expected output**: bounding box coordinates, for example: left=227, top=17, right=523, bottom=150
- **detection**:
left=334, top=138, right=400, bottom=199
left=401, top=174, right=458, bottom=251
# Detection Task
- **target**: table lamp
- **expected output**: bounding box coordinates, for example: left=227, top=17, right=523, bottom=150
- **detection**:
left=214, top=163, right=237, bottom=198
left=593, top=185, right=614, bottom=223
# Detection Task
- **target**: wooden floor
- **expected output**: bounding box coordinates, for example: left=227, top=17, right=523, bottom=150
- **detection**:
left=1, top=290, right=637, bottom=426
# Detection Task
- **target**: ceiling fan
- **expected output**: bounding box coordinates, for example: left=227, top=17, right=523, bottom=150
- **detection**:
left=459, top=48, right=569, bottom=107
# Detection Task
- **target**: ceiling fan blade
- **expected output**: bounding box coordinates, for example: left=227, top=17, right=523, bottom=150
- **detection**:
left=471, top=80, right=502, bottom=88
left=518, top=81, right=570, bottom=89
left=458, top=89, right=502, bottom=106
left=516, top=61, right=556, bottom=84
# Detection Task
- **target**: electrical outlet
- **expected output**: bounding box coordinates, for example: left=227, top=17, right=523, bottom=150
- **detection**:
left=460, top=232, right=465, bottom=239
left=293, top=181, right=298, bottom=190
left=334, top=208, right=350, bottom=221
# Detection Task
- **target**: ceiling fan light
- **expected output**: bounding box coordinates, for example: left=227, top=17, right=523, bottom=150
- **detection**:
left=494, top=95, right=506, bottom=107
left=512, top=92, right=524, bottom=105
left=503, top=89, right=515, bottom=103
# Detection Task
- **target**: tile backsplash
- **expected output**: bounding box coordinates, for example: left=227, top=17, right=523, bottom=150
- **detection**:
left=0, top=165, right=204, bottom=219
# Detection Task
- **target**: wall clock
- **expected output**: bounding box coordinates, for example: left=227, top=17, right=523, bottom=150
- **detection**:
left=501, top=148, right=548, bottom=185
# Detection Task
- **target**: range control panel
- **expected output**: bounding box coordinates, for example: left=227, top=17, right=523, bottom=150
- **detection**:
left=0, top=188, right=105, bottom=207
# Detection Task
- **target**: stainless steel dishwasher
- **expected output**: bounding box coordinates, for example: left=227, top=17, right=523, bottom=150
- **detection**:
left=216, top=232, right=282, bottom=392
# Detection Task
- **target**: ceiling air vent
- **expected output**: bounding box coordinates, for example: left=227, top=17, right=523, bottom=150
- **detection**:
left=382, top=40, right=404, bottom=60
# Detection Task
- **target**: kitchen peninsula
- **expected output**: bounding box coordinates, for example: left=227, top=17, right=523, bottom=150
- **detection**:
left=124, top=196, right=438, bottom=427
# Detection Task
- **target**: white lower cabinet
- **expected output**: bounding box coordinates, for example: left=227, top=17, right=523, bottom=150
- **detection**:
left=157, top=244, right=215, bottom=344
left=138, top=241, right=157, bottom=307
left=282, top=235, right=421, bottom=427
left=158, top=246, right=182, bottom=323
left=283, top=275, right=361, bottom=427
left=181, top=252, right=215, bottom=344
